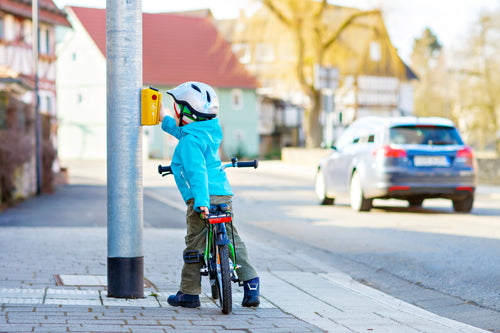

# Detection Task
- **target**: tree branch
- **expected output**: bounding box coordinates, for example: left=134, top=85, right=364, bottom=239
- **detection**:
left=262, top=0, right=292, bottom=27
left=323, top=10, right=381, bottom=50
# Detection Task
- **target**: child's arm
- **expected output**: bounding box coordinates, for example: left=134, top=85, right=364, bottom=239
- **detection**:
left=161, top=116, right=182, bottom=139
left=159, top=104, right=182, bottom=139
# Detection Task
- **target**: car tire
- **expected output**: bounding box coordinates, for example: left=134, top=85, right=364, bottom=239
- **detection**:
left=315, top=168, right=334, bottom=205
left=452, top=195, right=474, bottom=213
left=408, top=198, right=424, bottom=207
left=350, top=171, right=372, bottom=212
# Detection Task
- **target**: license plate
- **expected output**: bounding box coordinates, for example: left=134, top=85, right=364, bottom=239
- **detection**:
left=414, top=156, right=450, bottom=167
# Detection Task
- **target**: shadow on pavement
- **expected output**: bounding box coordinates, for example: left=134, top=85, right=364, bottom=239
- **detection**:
left=0, top=184, right=185, bottom=228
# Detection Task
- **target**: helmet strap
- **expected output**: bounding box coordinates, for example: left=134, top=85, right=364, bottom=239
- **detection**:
left=174, top=102, right=185, bottom=127
left=178, top=112, right=184, bottom=127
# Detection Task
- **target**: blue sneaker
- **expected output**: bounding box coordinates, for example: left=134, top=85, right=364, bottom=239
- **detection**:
left=242, top=277, right=260, bottom=307
left=167, top=291, right=200, bottom=308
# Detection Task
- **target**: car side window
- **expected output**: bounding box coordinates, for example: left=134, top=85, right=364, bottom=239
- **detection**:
left=353, top=133, right=374, bottom=145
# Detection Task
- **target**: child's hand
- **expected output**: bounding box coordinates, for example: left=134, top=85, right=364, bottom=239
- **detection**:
left=199, top=206, right=209, bottom=219
left=159, top=104, right=169, bottom=123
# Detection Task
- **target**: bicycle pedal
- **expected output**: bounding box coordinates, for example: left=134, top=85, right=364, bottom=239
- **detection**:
left=183, top=250, right=202, bottom=264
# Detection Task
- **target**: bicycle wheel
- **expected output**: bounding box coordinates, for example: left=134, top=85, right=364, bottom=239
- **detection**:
left=216, top=243, right=232, bottom=314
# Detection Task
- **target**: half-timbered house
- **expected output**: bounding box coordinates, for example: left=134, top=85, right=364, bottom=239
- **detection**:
left=0, top=0, right=69, bottom=204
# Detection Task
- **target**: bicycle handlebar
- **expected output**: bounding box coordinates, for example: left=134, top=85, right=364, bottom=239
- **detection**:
left=223, top=157, right=258, bottom=170
left=158, top=165, right=172, bottom=176
left=158, top=157, right=258, bottom=176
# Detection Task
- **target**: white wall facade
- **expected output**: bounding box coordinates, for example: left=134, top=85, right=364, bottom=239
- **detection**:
left=56, top=8, right=107, bottom=160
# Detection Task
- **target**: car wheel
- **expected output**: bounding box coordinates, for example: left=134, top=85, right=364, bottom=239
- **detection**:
left=452, top=194, right=474, bottom=213
left=408, top=198, right=424, bottom=207
left=315, top=168, right=334, bottom=205
left=350, top=171, right=372, bottom=212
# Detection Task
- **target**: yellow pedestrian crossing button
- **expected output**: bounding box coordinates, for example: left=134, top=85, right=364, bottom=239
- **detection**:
left=141, top=87, right=161, bottom=125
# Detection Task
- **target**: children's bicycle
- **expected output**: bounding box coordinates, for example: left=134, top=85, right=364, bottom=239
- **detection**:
left=158, top=157, right=258, bottom=314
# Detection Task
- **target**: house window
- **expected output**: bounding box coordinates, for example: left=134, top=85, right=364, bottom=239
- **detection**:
left=255, top=42, right=275, bottom=63
left=46, top=96, right=52, bottom=114
left=232, top=43, right=251, bottom=64
left=231, top=89, right=243, bottom=110
left=0, top=16, right=4, bottom=40
left=39, top=26, right=46, bottom=53
left=369, top=41, right=381, bottom=62
left=72, top=52, right=77, bottom=61
left=44, top=28, right=50, bottom=54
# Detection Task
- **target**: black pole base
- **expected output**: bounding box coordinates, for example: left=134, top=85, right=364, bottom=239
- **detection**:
left=107, top=256, right=144, bottom=298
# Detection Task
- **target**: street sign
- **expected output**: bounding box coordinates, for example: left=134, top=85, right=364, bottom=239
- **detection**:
left=314, top=64, right=339, bottom=90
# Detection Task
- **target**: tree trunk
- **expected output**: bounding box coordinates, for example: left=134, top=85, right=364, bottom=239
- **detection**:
left=304, top=92, right=323, bottom=148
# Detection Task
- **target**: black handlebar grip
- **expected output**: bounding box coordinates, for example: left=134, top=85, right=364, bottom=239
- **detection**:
left=158, top=165, right=172, bottom=174
left=237, top=160, right=258, bottom=169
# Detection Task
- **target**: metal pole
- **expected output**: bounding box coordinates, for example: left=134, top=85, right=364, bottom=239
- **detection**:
left=32, top=0, right=42, bottom=195
left=106, top=0, right=144, bottom=298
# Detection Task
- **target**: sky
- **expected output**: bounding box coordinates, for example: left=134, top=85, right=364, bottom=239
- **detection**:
left=52, top=0, right=500, bottom=63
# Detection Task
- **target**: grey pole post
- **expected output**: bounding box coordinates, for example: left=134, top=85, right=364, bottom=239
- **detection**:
left=106, top=0, right=144, bottom=298
left=32, top=0, right=42, bottom=195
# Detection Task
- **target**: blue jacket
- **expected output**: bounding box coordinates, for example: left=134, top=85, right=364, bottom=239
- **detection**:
left=161, top=116, right=233, bottom=210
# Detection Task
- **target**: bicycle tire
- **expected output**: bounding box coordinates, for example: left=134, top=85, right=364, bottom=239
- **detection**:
left=216, top=243, right=232, bottom=314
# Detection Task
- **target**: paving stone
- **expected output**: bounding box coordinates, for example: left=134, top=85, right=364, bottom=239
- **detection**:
left=0, top=220, right=491, bottom=333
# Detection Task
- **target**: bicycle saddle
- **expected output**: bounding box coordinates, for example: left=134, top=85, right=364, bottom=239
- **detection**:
left=210, top=203, right=230, bottom=213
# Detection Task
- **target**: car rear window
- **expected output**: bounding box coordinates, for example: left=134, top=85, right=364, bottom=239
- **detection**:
left=389, top=125, right=464, bottom=145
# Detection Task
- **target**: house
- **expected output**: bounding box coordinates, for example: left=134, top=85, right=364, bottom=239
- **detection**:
left=0, top=0, right=69, bottom=205
left=56, top=7, right=259, bottom=161
left=216, top=3, right=418, bottom=149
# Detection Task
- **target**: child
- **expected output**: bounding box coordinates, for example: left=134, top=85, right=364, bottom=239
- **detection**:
left=158, top=81, right=260, bottom=308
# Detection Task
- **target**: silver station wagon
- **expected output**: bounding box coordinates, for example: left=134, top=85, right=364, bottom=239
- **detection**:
left=315, top=116, right=477, bottom=212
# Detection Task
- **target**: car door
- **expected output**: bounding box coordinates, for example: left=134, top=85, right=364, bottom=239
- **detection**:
left=324, top=135, right=358, bottom=197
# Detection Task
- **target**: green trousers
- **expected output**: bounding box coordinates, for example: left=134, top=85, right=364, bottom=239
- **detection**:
left=180, top=195, right=258, bottom=295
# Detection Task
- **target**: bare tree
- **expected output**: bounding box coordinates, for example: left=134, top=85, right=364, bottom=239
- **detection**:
left=261, top=0, right=380, bottom=147
left=410, top=28, right=447, bottom=118
left=451, top=10, right=500, bottom=152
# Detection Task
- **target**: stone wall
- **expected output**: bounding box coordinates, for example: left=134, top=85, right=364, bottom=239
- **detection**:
left=281, top=148, right=500, bottom=185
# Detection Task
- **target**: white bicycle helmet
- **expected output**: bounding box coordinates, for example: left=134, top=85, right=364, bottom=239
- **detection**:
left=167, top=81, right=219, bottom=126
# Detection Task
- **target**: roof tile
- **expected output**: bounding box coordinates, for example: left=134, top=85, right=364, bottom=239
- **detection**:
left=69, top=7, right=258, bottom=89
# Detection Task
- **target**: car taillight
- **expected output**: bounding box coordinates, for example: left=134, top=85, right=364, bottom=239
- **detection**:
left=456, top=146, right=475, bottom=167
left=374, top=145, right=407, bottom=158
left=456, top=186, right=474, bottom=192
left=389, top=185, right=410, bottom=192
left=457, top=147, right=473, bottom=159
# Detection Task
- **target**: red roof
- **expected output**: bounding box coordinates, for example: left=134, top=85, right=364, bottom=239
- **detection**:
left=0, top=0, right=70, bottom=27
left=68, top=6, right=258, bottom=89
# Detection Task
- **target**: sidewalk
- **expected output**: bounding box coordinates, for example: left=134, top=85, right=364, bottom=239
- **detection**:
left=0, top=160, right=490, bottom=333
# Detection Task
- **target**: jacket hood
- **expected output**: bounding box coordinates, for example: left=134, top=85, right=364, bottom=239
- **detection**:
left=179, top=118, right=222, bottom=148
